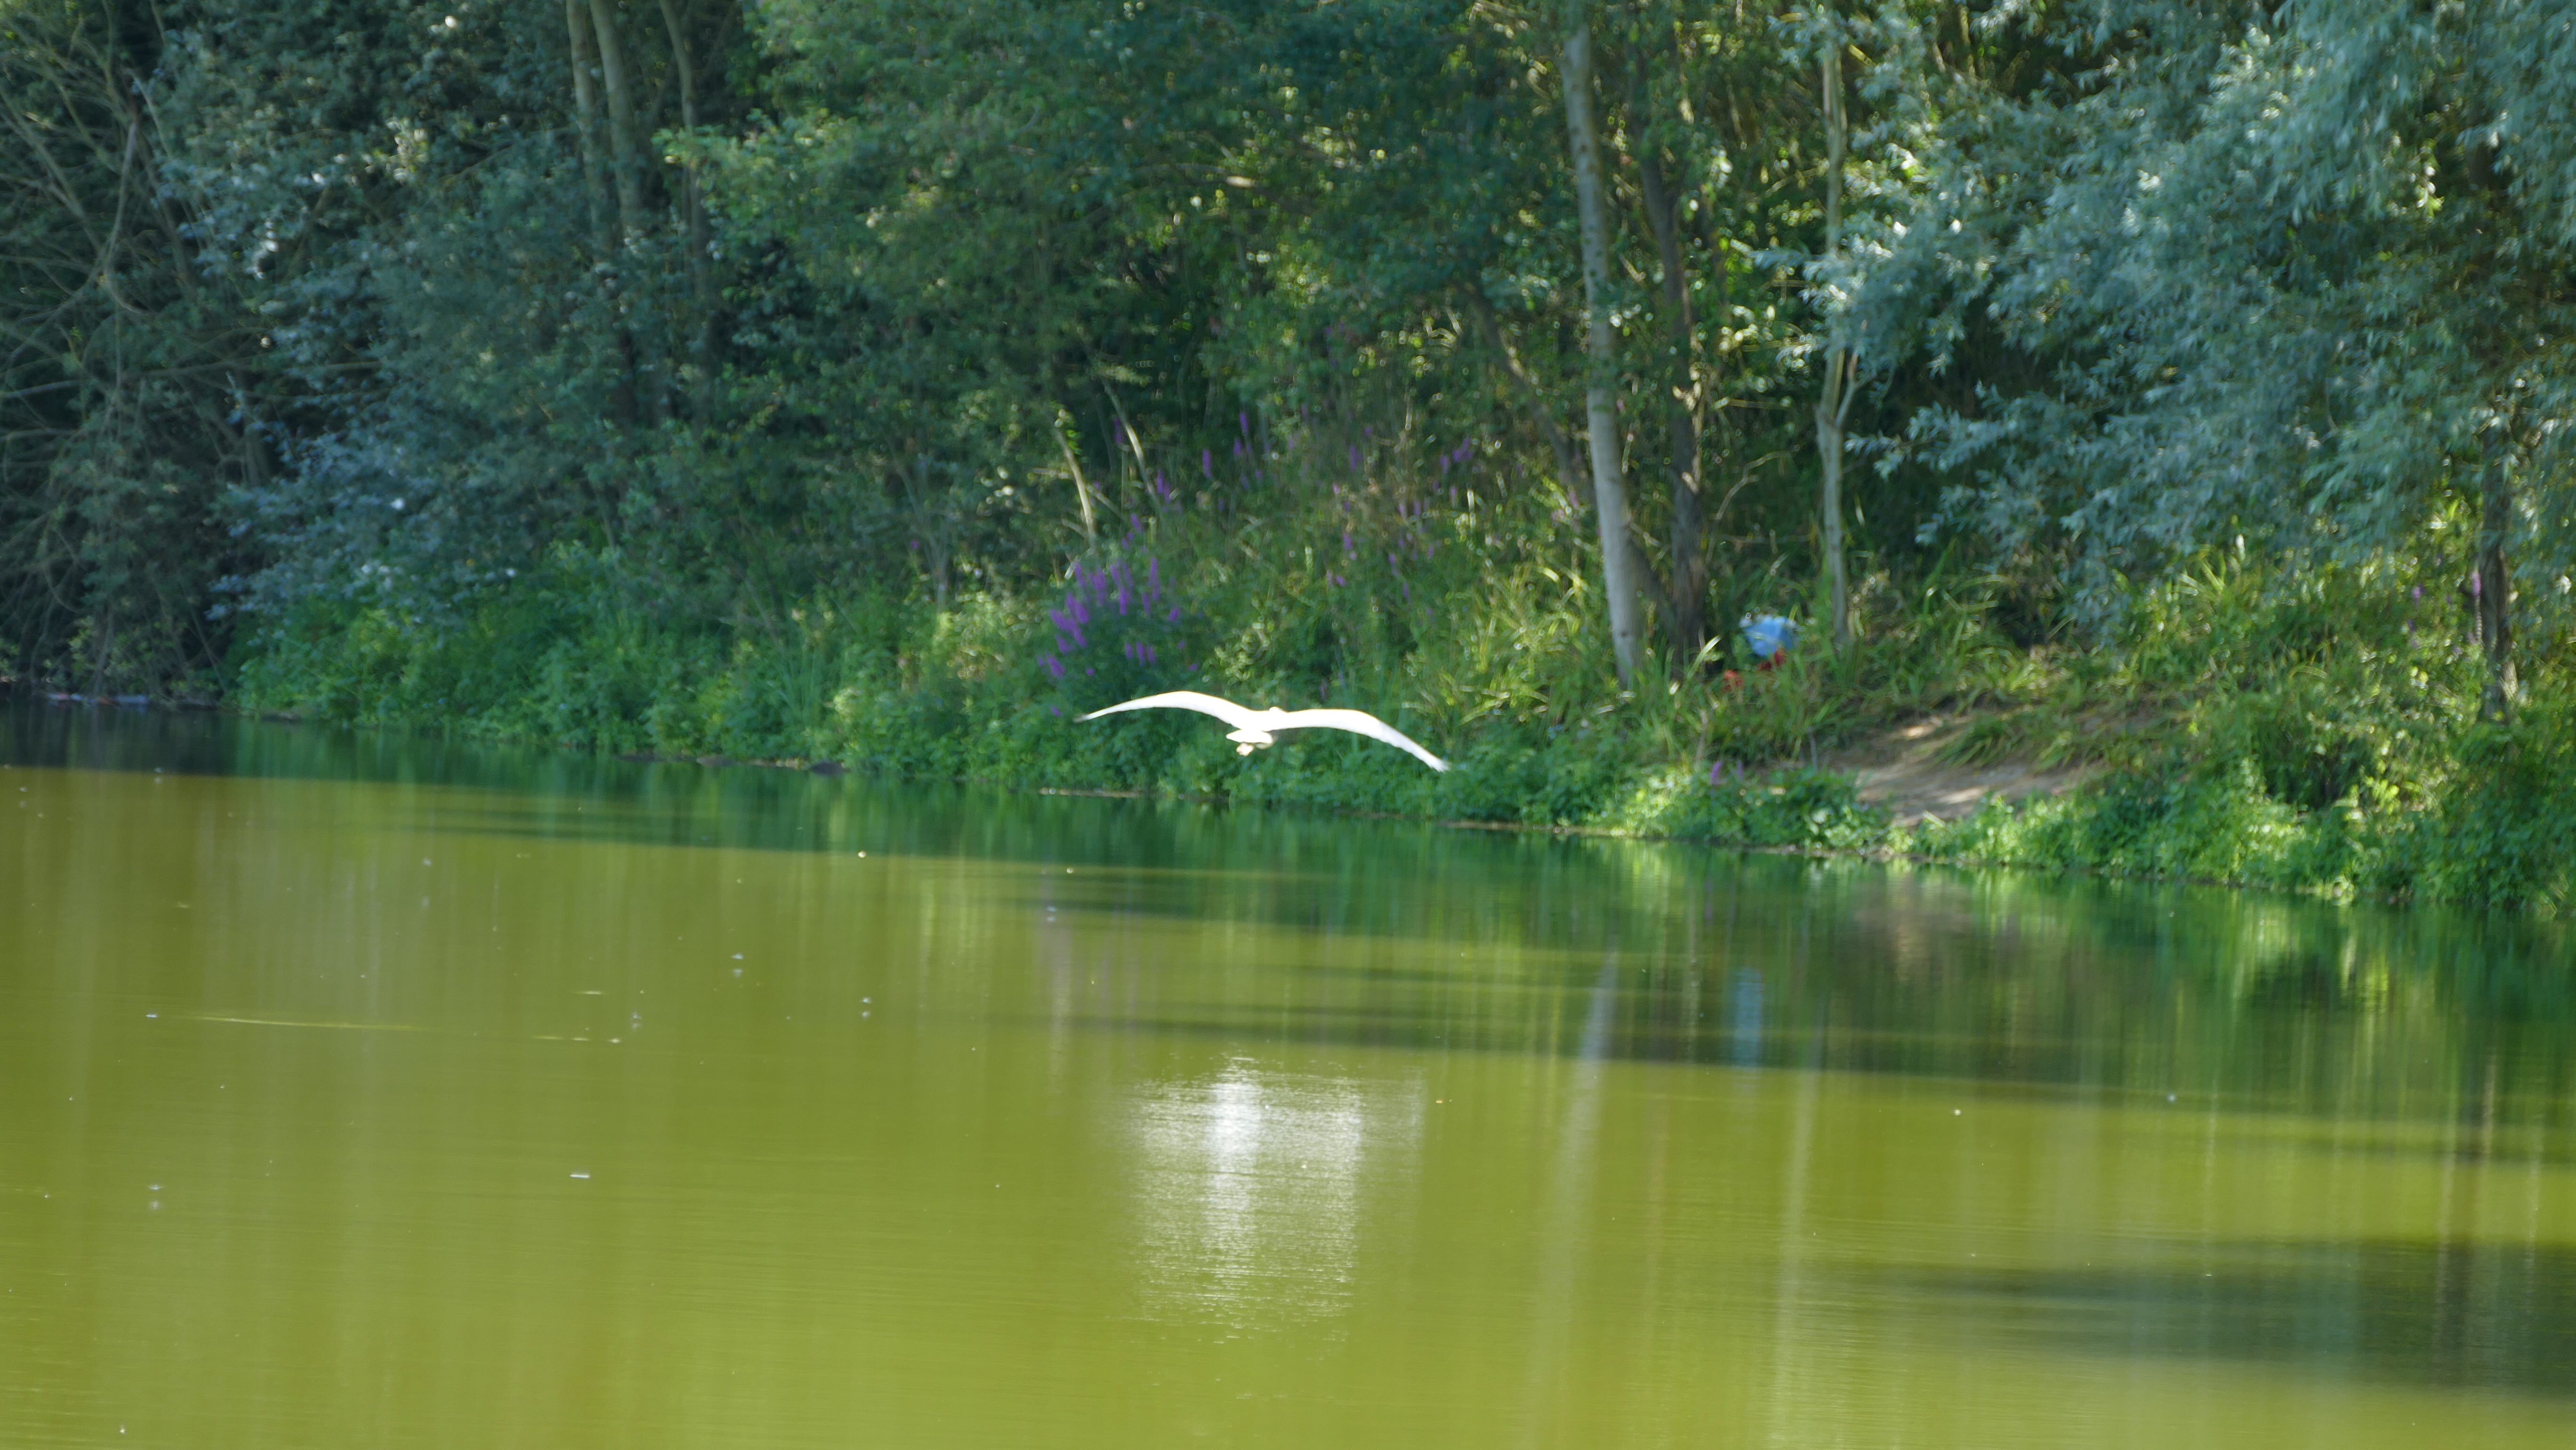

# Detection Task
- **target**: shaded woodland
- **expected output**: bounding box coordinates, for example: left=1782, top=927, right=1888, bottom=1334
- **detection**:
left=9, top=0, right=2576, bottom=902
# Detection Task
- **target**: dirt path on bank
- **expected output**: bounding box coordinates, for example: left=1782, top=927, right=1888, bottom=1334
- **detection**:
left=1826, top=714, right=2098, bottom=825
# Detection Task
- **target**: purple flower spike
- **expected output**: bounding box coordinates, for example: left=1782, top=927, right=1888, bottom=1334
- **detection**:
left=1167, top=605, right=1180, bottom=623
left=1349, top=444, right=1362, bottom=473
left=1239, top=411, right=1250, bottom=437
left=2412, top=585, right=2423, bottom=601
left=1201, top=449, right=1213, bottom=479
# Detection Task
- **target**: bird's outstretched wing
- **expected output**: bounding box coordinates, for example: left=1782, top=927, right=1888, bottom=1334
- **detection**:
left=1078, top=691, right=1263, bottom=730
left=1271, top=709, right=1450, bottom=772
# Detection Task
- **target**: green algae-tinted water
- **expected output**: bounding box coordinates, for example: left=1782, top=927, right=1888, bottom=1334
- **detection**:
left=3, top=705, right=2573, bottom=1448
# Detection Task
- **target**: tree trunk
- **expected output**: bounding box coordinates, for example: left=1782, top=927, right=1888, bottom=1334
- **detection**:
left=562, top=0, right=615, bottom=258
left=657, top=0, right=719, bottom=419
left=1561, top=0, right=1646, bottom=687
left=564, top=0, right=637, bottom=428
left=1813, top=29, right=1853, bottom=652
left=1638, top=145, right=1707, bottom=667
left=2475, top=460, right=2517, bottom=722
left=914, top=452, right=953, bottom=611
left=1463, top=290, right=1589, bottom=517
left=1815, top=349, right=1852, bottom=650
left=586, top=0, right=649, bottom=247
left=588, top=0, right=667, bottom=423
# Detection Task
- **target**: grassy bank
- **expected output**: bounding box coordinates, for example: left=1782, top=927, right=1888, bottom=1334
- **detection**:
left=225, top=499, right=2576, bottom=914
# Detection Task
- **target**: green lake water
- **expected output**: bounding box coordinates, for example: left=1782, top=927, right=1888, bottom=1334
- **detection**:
left=3, top=704, right=2574, bottom=1448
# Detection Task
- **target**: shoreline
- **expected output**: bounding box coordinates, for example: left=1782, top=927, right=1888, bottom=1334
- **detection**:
left=1, top=685, right=2555, bottom=914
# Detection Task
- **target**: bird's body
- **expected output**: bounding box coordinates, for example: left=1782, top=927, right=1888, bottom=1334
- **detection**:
left=1078, top=690, right=1449, bottom=771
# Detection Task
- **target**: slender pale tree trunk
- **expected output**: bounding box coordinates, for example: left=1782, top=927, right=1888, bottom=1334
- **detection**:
left=563, top=0, right=615, bottom=258
left=2475, top=459, right=2517, bottom=722
left=1561, top=0, right=1646, bottom=686
left=588, top=0, right=668, bottom=422
left=586, top=0, right=648, bottom=245
left=658, top=0, right=720, bottom=419
left=565, top=0, right=638, bottom=430
left=1812, top=27, right=1853, bottom=652
left=1638, top=145, right=1707, bottom=666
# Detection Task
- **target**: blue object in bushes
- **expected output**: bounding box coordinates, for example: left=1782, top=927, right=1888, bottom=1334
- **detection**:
left=1740, top=614, right=1798, bottom=663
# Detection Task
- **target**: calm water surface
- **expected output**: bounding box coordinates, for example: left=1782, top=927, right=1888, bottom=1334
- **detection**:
left=3, top=705, right=2574, bottom=1448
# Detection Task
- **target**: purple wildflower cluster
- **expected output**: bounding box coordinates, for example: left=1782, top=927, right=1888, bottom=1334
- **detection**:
left=1316, top=439, right=1474, bottom=596
left=1038, top=556, right=1190, bottom=690
left=1095, top=414, right=1286, bottom=530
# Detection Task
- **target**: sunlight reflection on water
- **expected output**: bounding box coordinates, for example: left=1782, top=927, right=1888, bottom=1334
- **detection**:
left=1128, top=1061, right=1423, bottom=1325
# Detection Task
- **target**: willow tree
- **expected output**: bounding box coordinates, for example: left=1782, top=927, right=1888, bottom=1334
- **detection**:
left=1864, top=0, right=2576, bottom=719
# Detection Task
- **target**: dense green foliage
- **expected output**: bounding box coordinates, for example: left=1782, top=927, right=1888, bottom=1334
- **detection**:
left=8, top=0, right=2576, bottom=908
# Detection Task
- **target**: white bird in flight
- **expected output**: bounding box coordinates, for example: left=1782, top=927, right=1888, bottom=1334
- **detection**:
left=1079, top=691, right=1449, bottom=771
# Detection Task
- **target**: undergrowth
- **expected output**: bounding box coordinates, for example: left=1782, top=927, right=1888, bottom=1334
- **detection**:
left=232, top=470, right=2576, bottom=911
